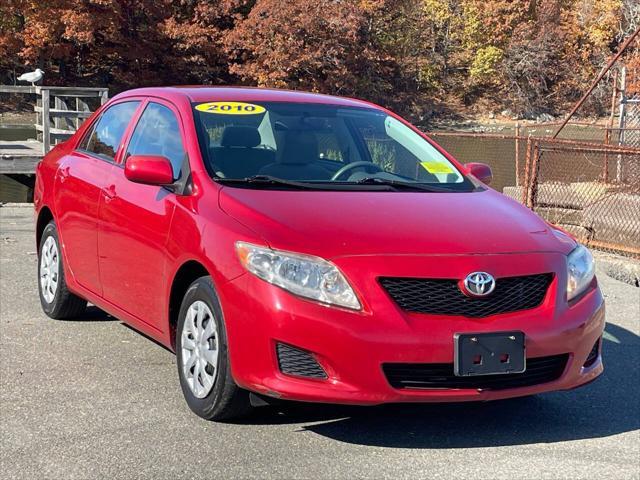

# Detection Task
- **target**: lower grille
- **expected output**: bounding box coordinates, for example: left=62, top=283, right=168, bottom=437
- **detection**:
left=383, top=354, right=568, bottom=390
left=380, top=273, right=553, bottom=318
left=583, top=339, right=600, bottom=368
left=276, top=343, right=327, bottom=379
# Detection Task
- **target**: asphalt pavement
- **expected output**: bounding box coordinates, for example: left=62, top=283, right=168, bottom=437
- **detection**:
left=1, top=205, right=639, bottom=479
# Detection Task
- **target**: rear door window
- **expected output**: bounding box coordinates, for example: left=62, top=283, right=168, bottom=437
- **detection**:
left=80, top=101, right=140, bottom=161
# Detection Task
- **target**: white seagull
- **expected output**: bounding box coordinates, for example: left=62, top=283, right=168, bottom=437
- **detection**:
left=17, top=69, right=44, bottom=86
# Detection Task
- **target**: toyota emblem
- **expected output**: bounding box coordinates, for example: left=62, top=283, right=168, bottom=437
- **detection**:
left=463, top=272, right=496, bottom=297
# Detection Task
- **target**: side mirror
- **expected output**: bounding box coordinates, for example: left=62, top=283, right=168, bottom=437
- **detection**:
left=125, top=155, right=174, bottom=186
left=465, top=162, right=492, bottom=185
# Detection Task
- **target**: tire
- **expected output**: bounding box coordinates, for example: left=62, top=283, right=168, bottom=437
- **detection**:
left=176, top=276, right=251, bottom=421
left=38, top=221, right=87, bottom=319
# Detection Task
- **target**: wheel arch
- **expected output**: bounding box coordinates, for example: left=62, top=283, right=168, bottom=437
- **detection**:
left=168, top=260, right=211, bottom=350
left=36, top=205, right=54, bottom=249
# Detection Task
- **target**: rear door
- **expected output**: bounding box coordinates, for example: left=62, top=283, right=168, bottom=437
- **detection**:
left=97, top=99, right=187, bottom=330
left=54, top=100, right=141, bottom=295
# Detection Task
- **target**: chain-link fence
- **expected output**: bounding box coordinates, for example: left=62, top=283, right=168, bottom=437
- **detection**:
left=426, top=45, right=640, bottom=258
left=428, top=132, right=525, bottom=193
left=429, top=131, right=640, bottom=258
left=504, top=138, right=639, bottom=258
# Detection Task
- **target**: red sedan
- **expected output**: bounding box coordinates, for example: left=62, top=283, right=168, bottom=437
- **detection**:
left=34, top=87, right=604, bottom=420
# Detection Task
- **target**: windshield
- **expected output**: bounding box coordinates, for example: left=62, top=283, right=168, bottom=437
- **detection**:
left=193, top=101, right=474, bottom=191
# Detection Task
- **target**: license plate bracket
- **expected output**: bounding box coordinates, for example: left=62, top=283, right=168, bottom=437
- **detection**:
left=454, top=331, right=525, bottom=377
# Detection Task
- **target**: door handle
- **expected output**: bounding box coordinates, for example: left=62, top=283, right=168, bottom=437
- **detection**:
left=102, top=184, right=117, bottom=202
left=56, top=166, right=70, bottom=183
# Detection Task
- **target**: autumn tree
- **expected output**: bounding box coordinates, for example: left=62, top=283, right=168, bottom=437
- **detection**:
left=226, top=1, right=392, bottom=99
left=161, top=0, right=244, bottom=85
left=0, top=0, right=637, bottom=119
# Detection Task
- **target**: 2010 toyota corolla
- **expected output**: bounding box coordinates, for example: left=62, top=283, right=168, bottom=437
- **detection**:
left=34, top=87, right=604, bottom=420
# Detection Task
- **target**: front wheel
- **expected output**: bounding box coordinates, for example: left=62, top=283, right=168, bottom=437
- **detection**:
left=38, top=221, right=87, bottom=319
left=176, top=276, right=251, bottom=421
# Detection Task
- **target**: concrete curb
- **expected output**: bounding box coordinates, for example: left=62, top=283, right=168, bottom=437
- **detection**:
left=594, top=251, right=640, bottom=288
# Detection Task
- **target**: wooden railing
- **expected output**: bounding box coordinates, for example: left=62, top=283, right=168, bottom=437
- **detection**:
left=35, top=86, right=108, bottom=153
left=0, top=85, right=108, bottom=153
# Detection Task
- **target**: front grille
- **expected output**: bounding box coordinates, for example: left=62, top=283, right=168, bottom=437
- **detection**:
left=276, top=343, right=327, bottom=379
left=383, top=354, right=568, bottom=390
left=380, top=273, right=553, bottom=318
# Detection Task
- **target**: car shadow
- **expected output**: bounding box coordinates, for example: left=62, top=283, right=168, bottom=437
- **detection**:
left=237, top=322, right=640, bottom=448
left=59, top=305, right=116, bottom=322
left=58, top=305, right=174, bottom=352
left=120, top=322, right=175, bottom=353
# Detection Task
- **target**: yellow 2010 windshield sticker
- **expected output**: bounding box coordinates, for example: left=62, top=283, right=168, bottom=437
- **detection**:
left=195, top=102, right=266, bottom=115
left=420, top=161, right=454, bottom=174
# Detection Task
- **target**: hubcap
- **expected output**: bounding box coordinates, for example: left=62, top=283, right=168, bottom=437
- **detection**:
left=40, top=236, right=59, bottom=304
left=181, top=300, right=219, bottom=398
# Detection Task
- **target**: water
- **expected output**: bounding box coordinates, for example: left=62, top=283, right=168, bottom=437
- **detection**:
left=0, top=124, right=37, bottom=141
left=0, top=125, right=37, bottom=202
left=0, top=125, right=36, bottom=203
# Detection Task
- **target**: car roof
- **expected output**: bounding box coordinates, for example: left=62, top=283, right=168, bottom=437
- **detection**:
left=113, top=86, right=379, bottom=110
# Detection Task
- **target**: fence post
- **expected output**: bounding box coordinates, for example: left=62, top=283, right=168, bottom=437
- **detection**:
left=603, top=127, right=609, bottom=181
left=526, top=141, right=540, bottom=209
left=521, top=136, right=532, bottom=205
left=617, top=66, right=627, bottom=183
left=515, top=122, right=520, bottom=186
left=41, top=88, right=50, bottom=154
left=603, top=68, right=619, bottom=182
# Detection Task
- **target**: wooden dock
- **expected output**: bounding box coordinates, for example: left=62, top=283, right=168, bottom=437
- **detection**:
left=0, top=140, right=43, bottom=174
left=0, top=85, right=108, bottom=176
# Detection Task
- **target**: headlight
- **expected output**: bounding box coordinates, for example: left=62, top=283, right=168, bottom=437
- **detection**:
left=566, top=244, right=595, bottom=301
left=235, top=242, right=361, bottom=310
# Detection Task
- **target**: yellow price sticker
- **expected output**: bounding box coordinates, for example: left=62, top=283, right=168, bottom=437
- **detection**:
left=195, top=102, right=266, bottom=115
left=420, top=161, right=454, bottom=174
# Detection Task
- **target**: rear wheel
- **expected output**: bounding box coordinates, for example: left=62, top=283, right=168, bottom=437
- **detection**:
left=176, top=276, right=251, bottom=421
left=38, top=221, right=87, bottom=319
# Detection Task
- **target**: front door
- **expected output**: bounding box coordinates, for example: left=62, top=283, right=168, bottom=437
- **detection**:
left=54, top=100, right=141, bottom=295
left=98, top=100, right=187, bottom=330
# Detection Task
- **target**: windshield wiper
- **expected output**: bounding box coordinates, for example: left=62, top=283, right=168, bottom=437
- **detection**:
left=355, top=177, right=452, bottom=192
left=217, top=175, right=323, bottom=190
left=218, top=175, right=456, bottom=192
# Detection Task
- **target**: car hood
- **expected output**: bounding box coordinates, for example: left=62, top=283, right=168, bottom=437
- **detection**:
left=219, top=187, right=575, bottom=258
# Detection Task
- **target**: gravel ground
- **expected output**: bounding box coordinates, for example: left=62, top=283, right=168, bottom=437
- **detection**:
left=1, top=205, right=639, bottom=480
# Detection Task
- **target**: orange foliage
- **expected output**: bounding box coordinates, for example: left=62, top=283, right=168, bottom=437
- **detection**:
left=0, top=0, right=635, bottom=119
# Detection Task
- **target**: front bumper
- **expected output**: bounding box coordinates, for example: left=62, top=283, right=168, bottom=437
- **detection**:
left=219, top=252, right=605, bottom=405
